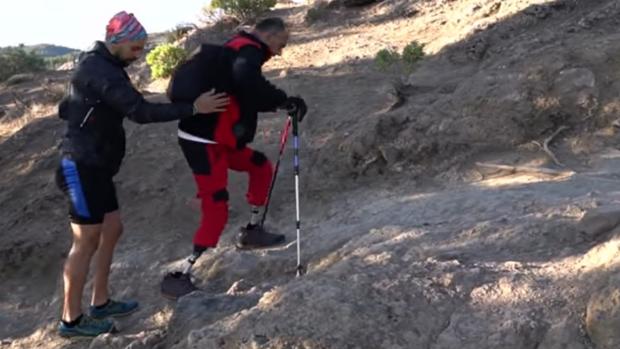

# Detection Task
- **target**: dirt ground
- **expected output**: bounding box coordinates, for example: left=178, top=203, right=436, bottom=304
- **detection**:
left=3, top=0, right=620, bottom=348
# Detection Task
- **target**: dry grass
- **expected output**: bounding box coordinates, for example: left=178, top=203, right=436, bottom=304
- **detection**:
left=41, top=83, right=65, bottom=103
left=0, top=79, right=64, bottom=140
left=0, top=103, right=56, bottom=139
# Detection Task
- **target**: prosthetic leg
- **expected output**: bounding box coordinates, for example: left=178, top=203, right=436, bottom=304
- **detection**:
left=160, top=246, right=206, bottom=299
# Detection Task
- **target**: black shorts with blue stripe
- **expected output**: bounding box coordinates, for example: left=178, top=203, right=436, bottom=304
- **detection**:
left=55, top=157, right=119, bottom=225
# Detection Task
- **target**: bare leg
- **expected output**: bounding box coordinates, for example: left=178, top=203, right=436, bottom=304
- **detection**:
left=62, top=223, right=101, bottom=322
left=91, top=210, right=123, bottom=307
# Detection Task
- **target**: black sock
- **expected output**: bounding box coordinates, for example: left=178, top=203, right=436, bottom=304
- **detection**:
left=94, top=299, right=110, bottom=309
left=193, top=245, right=207, bottom=254
left=62, top=314, right=83, bottom=327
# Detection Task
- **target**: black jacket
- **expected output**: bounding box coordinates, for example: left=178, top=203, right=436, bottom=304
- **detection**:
left=173, top=32, right=287, bottom=148
left=59, top=41, right=194, bottom=175
left=230, top=32, right=288, bottom=123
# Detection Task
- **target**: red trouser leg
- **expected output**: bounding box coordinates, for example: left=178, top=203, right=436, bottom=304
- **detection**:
left=228, top=147, right=273, bottom=207
left=192, top=144, right=229, bottom=248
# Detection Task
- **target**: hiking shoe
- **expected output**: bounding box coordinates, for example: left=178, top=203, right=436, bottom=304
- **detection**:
left=89, top=299, right=139, bottom=319
left=161, top=271, right=198, bottom=299
left=236, top=224, right=285, bottom=250
left=58, top=315, right=115, bottom=338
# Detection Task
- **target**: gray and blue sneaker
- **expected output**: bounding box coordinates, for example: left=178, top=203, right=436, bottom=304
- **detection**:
left=58, top=315, right=115, bottom=338
left=89, top=299, right=139, bottom=319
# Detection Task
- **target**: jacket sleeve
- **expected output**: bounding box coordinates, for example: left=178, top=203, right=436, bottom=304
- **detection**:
left=231, top=46, right=288, bottom=112
left=83, top=64, right=194, bottom=124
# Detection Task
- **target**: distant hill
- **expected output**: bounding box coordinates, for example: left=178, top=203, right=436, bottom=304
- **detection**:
left=0, top=44, right=79, bottom=57
left=24, top=44, right=79, bottom=57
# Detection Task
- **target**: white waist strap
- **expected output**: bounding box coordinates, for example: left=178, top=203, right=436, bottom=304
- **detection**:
left=177, top=129, right=217, bottom=144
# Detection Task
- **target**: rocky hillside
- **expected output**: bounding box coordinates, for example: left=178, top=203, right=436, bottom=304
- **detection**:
left=3, top=0, right=620, bottom=348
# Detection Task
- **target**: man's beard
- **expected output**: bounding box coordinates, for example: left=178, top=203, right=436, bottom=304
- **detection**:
left=113, top=53, right=137, bottom=67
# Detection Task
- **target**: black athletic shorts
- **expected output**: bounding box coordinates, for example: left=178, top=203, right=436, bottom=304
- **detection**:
left=55, top=157, right=118, bottom=224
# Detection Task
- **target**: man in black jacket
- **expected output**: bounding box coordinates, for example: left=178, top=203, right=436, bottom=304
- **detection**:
left=172, top=17, right=308, bottom=282
left=55, top=11, right=228, bottom=337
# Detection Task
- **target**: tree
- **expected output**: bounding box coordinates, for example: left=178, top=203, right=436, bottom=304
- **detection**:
left=210, top=0, right=277, bottom=23
left=0, top=47, right=46, bottom=81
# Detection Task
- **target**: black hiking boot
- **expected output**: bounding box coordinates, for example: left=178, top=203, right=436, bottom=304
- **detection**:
left=236, top=224, right=285, bottom=250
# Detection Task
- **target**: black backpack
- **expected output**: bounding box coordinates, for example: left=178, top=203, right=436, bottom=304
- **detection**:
left=166, top=44, right=235, bottom=103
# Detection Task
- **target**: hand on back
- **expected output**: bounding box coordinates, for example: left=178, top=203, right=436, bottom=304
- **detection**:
left=193, top=89, right=229, bottom=114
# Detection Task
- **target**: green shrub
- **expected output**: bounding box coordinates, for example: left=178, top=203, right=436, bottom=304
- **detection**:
left=146, top=44, right=187, bottom=79
left=402, top=41, right=425, bottom=66
left=374, top=48, right=400, bottom=70
left=0, top=47, right=46, bottom=81
left=374, top=41, right=426, bottom=72
left=210, top=0, right=277, bottom=23
left=305, top=2, right=329, bottom=24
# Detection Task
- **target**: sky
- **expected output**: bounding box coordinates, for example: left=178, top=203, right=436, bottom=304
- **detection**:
left=0, top=0, right=210, bottom=50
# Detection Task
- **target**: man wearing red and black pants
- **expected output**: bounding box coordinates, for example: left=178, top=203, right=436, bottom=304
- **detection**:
left=176, top=18, right=307, bottom=266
